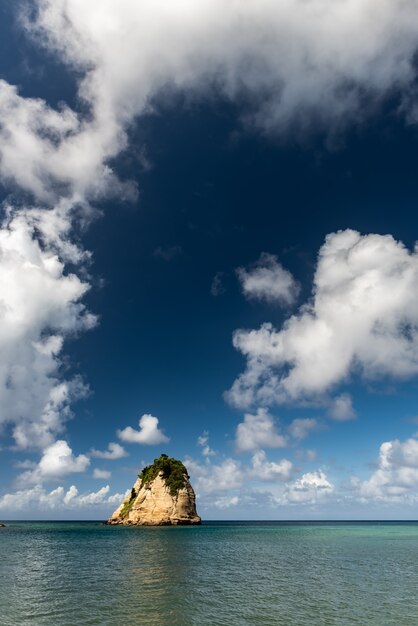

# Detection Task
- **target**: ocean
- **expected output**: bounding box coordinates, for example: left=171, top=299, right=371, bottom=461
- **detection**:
left=0, top=521, right=417, bottom=625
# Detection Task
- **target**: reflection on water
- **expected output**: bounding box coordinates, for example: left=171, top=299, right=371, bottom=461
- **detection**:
left=1, top=522, right=418, bottom=625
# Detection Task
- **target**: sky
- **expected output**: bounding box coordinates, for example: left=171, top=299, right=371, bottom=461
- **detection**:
left=2, top=1, right=418, bottom=520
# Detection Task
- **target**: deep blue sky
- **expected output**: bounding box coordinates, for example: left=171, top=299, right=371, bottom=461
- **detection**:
left=2, top=1, right=418, bottom=519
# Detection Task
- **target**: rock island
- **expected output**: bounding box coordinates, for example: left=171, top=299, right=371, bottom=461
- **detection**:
left=107, top=454, right=201, bottom=526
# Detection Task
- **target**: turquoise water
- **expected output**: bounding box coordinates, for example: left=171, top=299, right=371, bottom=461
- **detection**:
left=1, top=521, right=418, bottom=625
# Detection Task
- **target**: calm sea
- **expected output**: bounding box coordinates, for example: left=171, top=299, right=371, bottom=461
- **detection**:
left=0, top=521, right=417, bottom=625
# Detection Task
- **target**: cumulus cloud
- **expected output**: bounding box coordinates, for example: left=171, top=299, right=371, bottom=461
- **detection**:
left=0, top=207, right=96, bottom=449
left=30, top=0, right=418, bottom=145
left=93, top=468, right=111, bottom=480
left=90, top=442, right=128, bottom=460
left=229, top=230, right=418, bottom=409
left=188, top=449, right=293, bottom=499
left=213, top=495, right=240, bottom=509
left=0, top=80, right=80, bottom=202
left=250, top=450, right=293, bottom=481
left=237, top=253, right=299, bottom=306
left=18, top=440, right=90, bottom=484
left=0, top=483, right=123, bottom=512
left=0, top=75, right=135, bottom=203
left=283, top=469, right=334, bottom=504
left=186, top=457, right=244, bottom=494
left=288, top=418, right=320, bottom=440
left=0, top=0, right=414, bottom=230
left=328, top=393, right=356, bottom=421
left=187, top=452, right=333, bottom=511
left=235, top=408, right=287, bottom=452
left=356, top=437, right=418, bottom=502
left=117, top=414, right=169, bottom=445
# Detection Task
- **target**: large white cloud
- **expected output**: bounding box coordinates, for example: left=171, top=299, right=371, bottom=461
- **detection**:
left=282, top=470, right=334, bottom=504
left=0, top=76, right=135, bottom=204
left=0, top=208, right=96, bottom=448
left=32, top=0, right=418, bottom=142
left=186, top=453, right=330, bottom=510
left=356, top=437, right=418, bottom=502
left=228, top=230, right=418, bottom=408
left=18, top=440, right=90, bottom=484
left=235, top=408, right=287, bottom=452
left=250, top=450, right=293, bottom=481
left=0, top=81, right=79, bottom=202
left=188, top=450, right=293, bottom=492
left=186, top=456, right=244, bottom=494
left=0, top=0, right=413, bottom=205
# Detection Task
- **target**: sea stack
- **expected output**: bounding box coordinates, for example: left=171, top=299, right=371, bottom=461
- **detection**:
left=107, top=454, right=201, bottom=526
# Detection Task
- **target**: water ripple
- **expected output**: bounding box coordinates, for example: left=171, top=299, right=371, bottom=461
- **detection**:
left=1, top=522, right=418, bottom=625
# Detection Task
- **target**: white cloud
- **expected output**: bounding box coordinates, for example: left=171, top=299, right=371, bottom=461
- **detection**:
left=283, top=470, right=334, bottom=503
left=0, top=0, right=413, bottom=217
left=197, top=431, right=215, bottom=457
left=188, top=450, right=292, bottom=497
left=63, top=484, right=78, bottom=505
left=237, top=253, right=299, bottom=306
left=14, top=459, right=37, bottom=470
left=187, top=452, right=335, bottom=512
left=117, top=414, right=169, bottom=445
left=31, top=0, right=418, bottom=146
left=0, top=207, right=95, bottom=449
left=288, top=418, right=320, bottom=440
left=213, top=495, right=240, bottom=509
left=18, top=440, right=90, bottom=484
left=250, top=450, right=293, bottom=481
left=356, top=437, right=418, bottom=502
left=0, top=80, right=80, bottom=202
left=229, top=230, right=418, bottom=409
left=0, top=77, right=133, bottom=204
left=328, top=393, right=356, bottom=421
left=0, top=483, right=123, bottom=512
left=235, top=408, right=287, bottom=452
left=186, top=457, right=244, bottom=494
left=90, top=442, right=127, bottom=460
left=93, top=468, right=111, bottom=480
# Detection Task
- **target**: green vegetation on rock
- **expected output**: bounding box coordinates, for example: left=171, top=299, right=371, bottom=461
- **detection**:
left=139, top=454, right=188, bottom=497
left=120, top=487, right=137, bottom=518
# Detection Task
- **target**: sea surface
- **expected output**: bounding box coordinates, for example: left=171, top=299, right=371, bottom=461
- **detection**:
left=1, top=521, right=418, bottom=625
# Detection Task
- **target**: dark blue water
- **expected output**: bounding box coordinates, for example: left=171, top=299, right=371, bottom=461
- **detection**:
left=1, top=521, right=417, bottom=625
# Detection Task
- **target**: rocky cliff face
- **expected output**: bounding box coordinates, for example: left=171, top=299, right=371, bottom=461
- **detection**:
left=107, top=455, right=201, bottom=526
